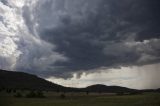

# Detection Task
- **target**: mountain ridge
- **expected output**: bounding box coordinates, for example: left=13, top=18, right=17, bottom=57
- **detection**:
left=0, top=69, right=159, bottom=93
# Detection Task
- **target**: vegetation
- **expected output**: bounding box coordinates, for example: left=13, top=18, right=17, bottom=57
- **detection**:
left=0, top=91, right=160, bottom=106
left=25, top=91, right=45, bottom=98
left=116, top=92, right=124, bottom=96
left=0, top=70, right=139, bottom=93
left=60, top=93, right=66, bottom=99
left=14, top=92, right=23, bottom=98
left=1, top=69, right=160, bottom=106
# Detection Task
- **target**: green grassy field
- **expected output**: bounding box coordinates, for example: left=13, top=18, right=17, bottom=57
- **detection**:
left=0, top=91, right=160, bottom=106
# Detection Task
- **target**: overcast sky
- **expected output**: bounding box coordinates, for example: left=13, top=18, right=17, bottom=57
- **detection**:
left=0, top=0, right=160, bottom=89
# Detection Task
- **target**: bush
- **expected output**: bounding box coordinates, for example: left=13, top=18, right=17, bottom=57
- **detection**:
left=60, top=93, right=66, bottom=99
left=25, top=91, right=36, bottom=98
left=116, top=92, right=124, bottom=96
left=25, top=91, right=45, bottom=98
left=6, top=89, right=12, bottom=93
left=13, top=89, right=17, bottom=93
left=129, top=91, right=142, bottom=95
left=86, top=91, right=89, bottom=95
left=36, top=91, right=45, bottom=98
left=14, top=92, right=23, bottom=98
left=0, top=88, right=2, bottom=92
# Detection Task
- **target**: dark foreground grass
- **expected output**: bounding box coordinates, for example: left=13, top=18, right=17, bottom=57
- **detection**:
left=0, top=91, right=160, bottom=106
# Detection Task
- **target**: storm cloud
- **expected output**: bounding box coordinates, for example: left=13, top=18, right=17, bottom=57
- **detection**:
left=0, top=0, right=160, bottom=80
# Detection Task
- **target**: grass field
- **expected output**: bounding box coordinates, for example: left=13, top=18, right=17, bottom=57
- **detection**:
left=0, top=91, right=160, bottom=106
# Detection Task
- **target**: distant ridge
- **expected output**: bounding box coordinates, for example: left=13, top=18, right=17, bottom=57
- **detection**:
left=1, top=69, right=159, bottom=93
left=0, top=69, right=65, bottom=91
left=85, top=84, right=136, bottom=93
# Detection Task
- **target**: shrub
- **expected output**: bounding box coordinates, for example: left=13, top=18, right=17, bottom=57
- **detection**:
left=13, top=89, right=17, bottom=93
left=14, top=92, right=23, bottom=98
left=36, top=91, right=45, bottom=98
left=56, top=89, right=60, bottom=93
left=86, top=91, right=89, bottom=95
left=6, top=89, right=12, bottom=93
left=25, top=91, right=36, bottom=98
left=25, top=91, right=45, bottom=98
left=0, top=88, right=2, bottom=92
left=116, top=92, right=124, bottom=96
left=60, top=93, right=66, bottom=99
left=129, top=91, right=142, bottom=95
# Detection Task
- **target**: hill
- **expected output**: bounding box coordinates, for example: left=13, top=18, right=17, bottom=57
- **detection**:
left=0, top=69, right=65, bottom=91
left=0, top=69, right=146, bottom=93
left=85, top=84, right=136, bottom=93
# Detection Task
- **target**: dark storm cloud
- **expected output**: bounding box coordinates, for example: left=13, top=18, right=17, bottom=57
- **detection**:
left=134, top=0, right=160, bottom=41
left=21, top=0, right=160, bottom=78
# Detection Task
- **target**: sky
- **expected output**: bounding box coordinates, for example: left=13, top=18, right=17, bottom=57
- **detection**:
left=0, top=0, right=160, bottom=89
